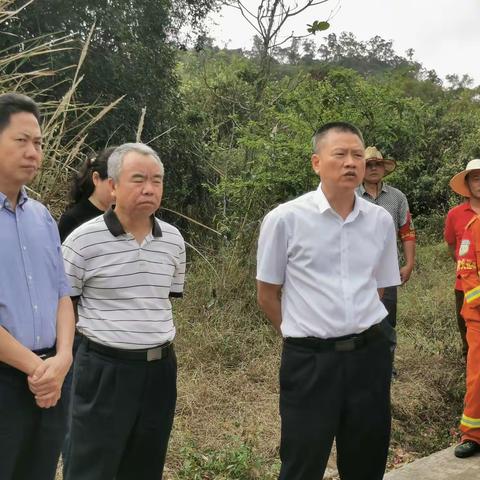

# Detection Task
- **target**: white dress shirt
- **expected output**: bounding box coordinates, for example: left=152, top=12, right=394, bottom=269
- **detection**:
left=256, top=184, right=400, bottom=338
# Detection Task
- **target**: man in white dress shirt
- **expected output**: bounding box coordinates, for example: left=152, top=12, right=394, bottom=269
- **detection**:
left=256, top=122, right=400, bottom=480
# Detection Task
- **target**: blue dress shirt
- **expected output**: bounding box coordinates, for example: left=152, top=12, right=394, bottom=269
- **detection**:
left=0, top=189, right=71, bottom=350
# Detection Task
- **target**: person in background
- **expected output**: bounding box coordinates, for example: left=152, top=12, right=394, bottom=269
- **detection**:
left=357, top=146, right=416, bottom=376
left=58, top=146, right=116, bottom=242
left=451, top=159, right=480, bottom=458
left=444, top=160, right=480, bottom=359
left=58, top=146, right=115, bottom=475
left=257, top=122, right=400, bottom=480
left=0, top=92, right=75, bottom=480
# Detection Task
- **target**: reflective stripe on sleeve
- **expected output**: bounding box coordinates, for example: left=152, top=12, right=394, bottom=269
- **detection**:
left=465, top=286, right=480, bottom=304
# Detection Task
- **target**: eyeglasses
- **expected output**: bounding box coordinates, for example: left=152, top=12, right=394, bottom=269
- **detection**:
left=366, top=161, right=385, bottom=169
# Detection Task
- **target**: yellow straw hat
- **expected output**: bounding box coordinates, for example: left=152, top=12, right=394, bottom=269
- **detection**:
left=365, top=146, right=396, bottom=176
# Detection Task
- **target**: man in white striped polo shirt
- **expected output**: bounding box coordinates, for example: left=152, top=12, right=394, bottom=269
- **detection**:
left=62, top=143, right=186, bottom=480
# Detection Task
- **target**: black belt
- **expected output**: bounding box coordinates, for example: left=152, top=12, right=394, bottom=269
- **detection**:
left=285, top=323, right=384, bottom=352
left=84, top=338, right=172, bottom=362
left=0, top=346, right=56, bottom=368
left=34, top=346, right=57, bottom=359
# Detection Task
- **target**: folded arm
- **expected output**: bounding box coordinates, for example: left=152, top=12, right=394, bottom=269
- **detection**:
left=257, top=280, right=283, bottom=335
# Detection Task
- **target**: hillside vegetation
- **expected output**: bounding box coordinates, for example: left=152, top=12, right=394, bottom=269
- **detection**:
left=1, top=1, right=476, bottom=478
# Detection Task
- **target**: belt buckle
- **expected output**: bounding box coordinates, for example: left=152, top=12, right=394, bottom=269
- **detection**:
left=334, top=338, right=356, bottom=352
left=38, top=351, right=53, bottom=359
left=147, top=346, right=163, bottom=362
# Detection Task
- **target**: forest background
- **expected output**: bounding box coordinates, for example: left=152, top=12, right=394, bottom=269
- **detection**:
left=1, top=0, right=477, bottom=477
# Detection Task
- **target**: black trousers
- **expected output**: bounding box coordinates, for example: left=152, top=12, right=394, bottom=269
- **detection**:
left=62, top=332, right=83, bottom=476
left=64, top=340, right=177, bottom=480
left=381, top=286, right=397, bottom=345
left=455, top=289, right=469, bottom=357
left=278, top=333, right=392, bottom=480
left=0, top=365, right=68, bottom=480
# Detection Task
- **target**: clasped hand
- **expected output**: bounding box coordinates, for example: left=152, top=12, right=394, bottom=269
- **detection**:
left=27, top=352, right=72, bottom=408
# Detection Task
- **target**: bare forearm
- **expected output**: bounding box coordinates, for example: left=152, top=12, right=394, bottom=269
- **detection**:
left=402, top=240, right=416, bottom=269
left=260, top=299, right=282, bottom=333
left=399, top=240, right=416, bottom=283
left=0, top=326, right=42, bottom=375
left=27, top=296, right=75, bottom=407
left=257, top=281, right=283, bottom=334
left=55, top=296, right=75, bottom=359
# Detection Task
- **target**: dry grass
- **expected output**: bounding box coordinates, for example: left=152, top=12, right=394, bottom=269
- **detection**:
left=165, top=253, right=283, bottom=478
left=49, top=242, right=464, bottom=478
left=161, top=241, right=466, bottom=478
left=386, top=242, right=465, bottom=470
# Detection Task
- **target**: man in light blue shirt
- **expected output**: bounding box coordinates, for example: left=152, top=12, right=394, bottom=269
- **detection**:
left=0, top=92, right=75, bottom=480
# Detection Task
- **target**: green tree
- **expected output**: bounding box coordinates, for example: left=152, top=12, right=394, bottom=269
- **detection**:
left=0, top=0, right=220, bottom=228
left=0, top=0, right=217, bottom=143
left=225, top=0, right=330, bottom=99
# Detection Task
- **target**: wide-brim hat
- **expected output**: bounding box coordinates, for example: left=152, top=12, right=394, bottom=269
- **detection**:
left=449, top=159, right=480, bottom=197
left=365, top=146, right=396, bottom=176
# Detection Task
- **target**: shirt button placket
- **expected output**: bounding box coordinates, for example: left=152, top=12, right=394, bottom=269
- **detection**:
left=17, top=212, right=40, bottom=349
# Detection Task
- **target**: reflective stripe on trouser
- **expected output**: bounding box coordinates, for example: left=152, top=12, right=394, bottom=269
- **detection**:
left=461, top=319, right=480, bottom=442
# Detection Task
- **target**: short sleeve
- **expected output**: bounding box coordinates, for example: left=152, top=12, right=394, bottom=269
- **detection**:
left=256, top=208, right=288, bottom=285
left=44, top=207, right=72, bottom=298
left=375, top=213, right=401, bottom=288
left=170, top=236, right=186, bottom=298
left=62, top=234, right=85, bottom=296
left=398, top=194, right=416, bottom=242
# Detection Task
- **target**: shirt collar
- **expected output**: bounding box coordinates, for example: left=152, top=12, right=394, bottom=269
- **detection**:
left=466, top=201, right=476, bottom=212
left=0, top=188, right=28, bottom=211
left=17, top=188, right=28, bottom=207
left=358, top=182, right=387, bottom=196
left=314, top=183, right=367, bottom=217
left=103, top=208, right=162, bottom=237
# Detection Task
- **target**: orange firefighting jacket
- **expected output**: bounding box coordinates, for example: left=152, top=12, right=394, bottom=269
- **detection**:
left=457, top=215, right=480, bottom=321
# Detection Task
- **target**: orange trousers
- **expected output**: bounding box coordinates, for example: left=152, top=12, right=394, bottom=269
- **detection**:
left=461, top=319, right=480, bottom=442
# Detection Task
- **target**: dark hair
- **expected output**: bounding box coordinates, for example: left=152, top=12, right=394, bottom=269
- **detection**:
left=69, top=146, right=116, bottom=206
left=0, top=92, right=41, bottom=133
left=312, top=121, right=364, bottom=153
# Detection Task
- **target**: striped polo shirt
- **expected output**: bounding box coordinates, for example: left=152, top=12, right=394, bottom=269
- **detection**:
left=62, top=209, right=186, bottom=349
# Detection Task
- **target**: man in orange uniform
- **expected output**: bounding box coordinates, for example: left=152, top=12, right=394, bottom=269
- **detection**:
left=453, top=159, right=480, bottom=458
left=445, top=160, right=480, bottom=358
